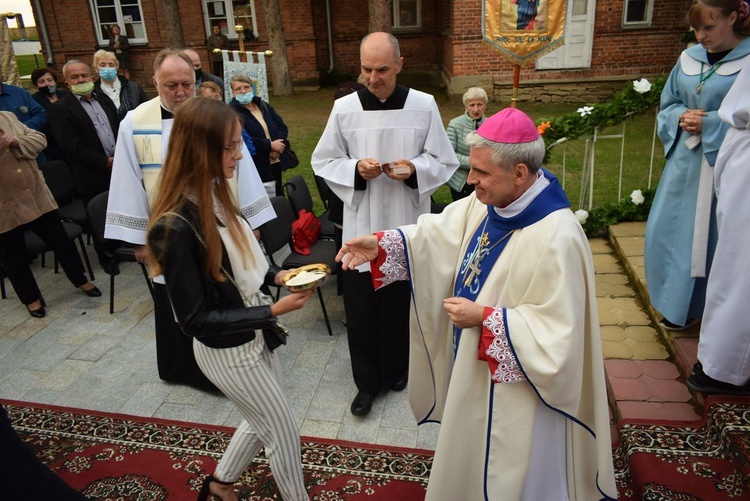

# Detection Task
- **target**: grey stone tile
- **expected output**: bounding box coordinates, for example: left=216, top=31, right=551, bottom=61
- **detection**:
left=305, top=379, right=351, bottom=422
left=381, top=390, right=418, bottom=430
left=166, top=384, right=212, bottom=405
left=376, top=426, right=418, bottom=448
left=416, top=423, right=440, bottom=451
left=0, top=369, right=46, bottom=399
left=300, top=418, right=340, bottom=440
left=36, top=359, right=95, bottom=391
left=153, top=402, right=201, bottom=422
left=118, top=383, right=175, bottom=417
left=293, top=339, right=335, bottom=370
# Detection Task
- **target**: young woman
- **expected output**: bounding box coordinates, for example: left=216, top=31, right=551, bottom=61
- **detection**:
left=146, top=97, right=312, bottom=501
left=645, top=0, right=750, bottom=330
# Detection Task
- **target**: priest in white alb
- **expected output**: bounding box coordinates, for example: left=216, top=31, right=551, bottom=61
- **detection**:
left=336, top=108, right=617, bottom=500
left=105, top=49, right=275, bottom=390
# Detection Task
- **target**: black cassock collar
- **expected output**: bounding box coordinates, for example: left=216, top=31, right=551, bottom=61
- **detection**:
left=357, top=84, right=409, bottom=111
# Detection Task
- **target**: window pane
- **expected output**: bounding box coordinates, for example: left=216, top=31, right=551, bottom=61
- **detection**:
left=626, top=0, right=647, bottom=22
left=398, top=0, right=418, bottom=27
left=572, top=0, right=588, bottom=16
left=233, top=1, right=254, bottom=28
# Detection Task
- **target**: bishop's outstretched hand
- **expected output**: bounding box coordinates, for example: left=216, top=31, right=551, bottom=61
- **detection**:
left=336, top=235, right=379, bottom=270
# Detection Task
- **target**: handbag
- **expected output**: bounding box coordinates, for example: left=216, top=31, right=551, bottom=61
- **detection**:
left=282, top=139, right=300, bottom=169
left=166, top=212, right=289, bottom=351
left=291, top=209, right=322, bottom=255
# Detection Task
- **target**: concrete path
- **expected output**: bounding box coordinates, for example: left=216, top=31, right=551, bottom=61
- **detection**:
left=0, top=221, right=709, bottom=453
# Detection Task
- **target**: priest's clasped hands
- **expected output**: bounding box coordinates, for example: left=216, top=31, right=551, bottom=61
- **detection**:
left=336, top=237, right=484, bottom=329
left=356, top=157, right=415, bottom=181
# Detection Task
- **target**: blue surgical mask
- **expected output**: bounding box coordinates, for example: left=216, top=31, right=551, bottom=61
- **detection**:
left=99, top=68, right=118, bottom=82
left=236, top=91, right=254, bottom=105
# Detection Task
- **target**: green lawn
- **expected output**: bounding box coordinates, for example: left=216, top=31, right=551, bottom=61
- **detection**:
left=15, top=54, right=42, bottom=77
left=272, top=87, right=665, bottom=214
left=12, top=52, right=665, bottom=214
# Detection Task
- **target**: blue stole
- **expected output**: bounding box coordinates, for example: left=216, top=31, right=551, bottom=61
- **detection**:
left=452, top=169, right=570, bottom=358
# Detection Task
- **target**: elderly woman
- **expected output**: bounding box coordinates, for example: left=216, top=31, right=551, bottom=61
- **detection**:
left=107, top=24, right=130, bottom=79
left=30, top=68, right=70, bottom=161
left=0, top=111, right=100, bottom=318
left=446, top=87, right=488, bottom=201
left=93, top=49, right=148, bottom=120
left=229, top=74, right=291, bottom=196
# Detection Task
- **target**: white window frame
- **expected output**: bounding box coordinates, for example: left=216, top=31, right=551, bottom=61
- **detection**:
left=202, top=0, right=258, bottom=41
left=622, top=0, right=654, bottom=27
left=90, top=0, right=148, bottom=45
left=392, top=0, right=421, bottom=32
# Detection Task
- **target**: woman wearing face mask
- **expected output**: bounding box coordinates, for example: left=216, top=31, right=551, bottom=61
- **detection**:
left=92, top=50, right=148, bottom=120
left=229, top=74, right=291, bottom=196
left=30, top=68, right=69, bottom=161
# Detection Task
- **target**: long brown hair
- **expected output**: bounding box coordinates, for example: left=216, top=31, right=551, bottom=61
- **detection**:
left=148, top=96, right=249, bottom=281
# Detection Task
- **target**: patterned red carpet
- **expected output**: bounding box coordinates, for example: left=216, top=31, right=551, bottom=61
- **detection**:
left=3, top=399, right=431, bottom=500
left=614, top=396, right=750, bottom=500
left=6, top=397, right=750, bottom=499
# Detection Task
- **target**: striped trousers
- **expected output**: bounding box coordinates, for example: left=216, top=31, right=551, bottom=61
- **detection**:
left=193, top=334, right=308, bottom=500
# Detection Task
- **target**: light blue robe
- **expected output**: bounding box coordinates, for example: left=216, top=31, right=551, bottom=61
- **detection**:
left=645, top=38, right=750, bottom=326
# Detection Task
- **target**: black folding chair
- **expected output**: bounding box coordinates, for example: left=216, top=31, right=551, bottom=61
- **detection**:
left=86, top=191, right=154, bottom=314
left=283, top=175, right=336, bottom=240
left=260, top=196, right=338, bottom=336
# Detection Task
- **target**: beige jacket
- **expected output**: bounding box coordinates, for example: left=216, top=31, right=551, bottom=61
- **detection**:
left=0, top=111, right=56, bottom=234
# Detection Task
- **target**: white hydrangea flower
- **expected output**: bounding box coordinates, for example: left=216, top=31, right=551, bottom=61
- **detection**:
left=630, top=189, right=645, bottom=205
left=575, top=209, right=589, bottom=225
left=577, top=106, right=594, bottom=117
left=632, top=78, right=652, bottom=94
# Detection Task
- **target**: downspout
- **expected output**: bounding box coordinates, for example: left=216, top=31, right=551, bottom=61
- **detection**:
left=326, top=0, right=334, bottom=73
left=32, top=0, right=54, bottom=65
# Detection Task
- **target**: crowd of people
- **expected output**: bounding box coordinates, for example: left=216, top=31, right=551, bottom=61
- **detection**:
left=3, top=0, right=750, bottom=496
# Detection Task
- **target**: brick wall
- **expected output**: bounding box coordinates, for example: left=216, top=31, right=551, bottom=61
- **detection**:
left=31, top=0, right=691, bottom=102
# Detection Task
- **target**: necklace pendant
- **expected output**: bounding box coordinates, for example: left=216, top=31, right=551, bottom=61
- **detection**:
left=696, top=82, right=703, bottom=94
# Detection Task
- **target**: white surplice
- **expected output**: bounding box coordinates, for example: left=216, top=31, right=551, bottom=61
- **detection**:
left=105, top=97, right=275, bottom=247
left=311, top=89, right=458, bottom=271
left=698, top=59, right=750, bottom=385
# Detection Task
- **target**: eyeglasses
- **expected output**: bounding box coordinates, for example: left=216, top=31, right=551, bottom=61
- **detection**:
left=224, top=142, right=243, bottom=152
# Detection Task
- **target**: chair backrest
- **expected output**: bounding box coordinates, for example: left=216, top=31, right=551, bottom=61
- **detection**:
left=313, top=175, right=332, bottom=210
left=86, top=191, right=110, bottom=250
left=38, top=161, right=77, bottom=206
left=259, top=196, right=295, bottom=263
left=283, top=175, right=314, bottom=216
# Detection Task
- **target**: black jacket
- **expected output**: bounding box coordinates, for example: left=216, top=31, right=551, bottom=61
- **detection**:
left=94, top=76, right=148, bottom=120
left=230, top=97, right=291, bottom=180
left=148, top=201, right=281, bottom=349
left=48, top=91, right=119, bottom=197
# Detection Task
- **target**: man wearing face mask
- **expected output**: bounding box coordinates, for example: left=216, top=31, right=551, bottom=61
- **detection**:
left=48, top=60, right=120, bottom=273
left=184, top=48, right=224, bottom=98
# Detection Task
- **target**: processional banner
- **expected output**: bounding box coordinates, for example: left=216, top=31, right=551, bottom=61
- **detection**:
left=220, top=50, right=269, bottom=103
left=483, top=0, right=567, bottom=64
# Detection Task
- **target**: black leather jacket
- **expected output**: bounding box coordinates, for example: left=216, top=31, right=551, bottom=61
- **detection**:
left=148, top=201, right=281, bottom=349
